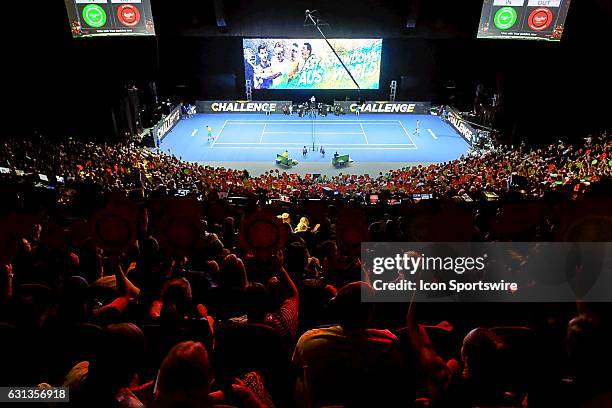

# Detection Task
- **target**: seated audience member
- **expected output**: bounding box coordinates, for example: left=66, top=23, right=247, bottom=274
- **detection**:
left=50, top=275, right=90, bottom=325
left=442, top=328, right=515, bottom=407
left=151, top=341, right=271, bottom=408
left=126, top=236, right=164, bottom=303
left=566, top=314, right=612, bottom=407
left=277, top=212, right=292, bottom=228
left=209, top=254, right=249, bottom=320
left=292, top=281, right=409, bottom=406
left=405, top=277, right=517, bottom=407
left=409, top=321, right=517, bottom=407
left=227, top=250, right=299, bottom=346
left=1, top=263, right=13, bottom=306
left=221, top=216, right=237, bottom=250
left=286, top=241, right=321, bottom=280
left=65, top=323, right=146, bottom=408
left=78, top=239, right=105, bottom=286
left=150, top=278, right=213, bottom=328
left=294, top=217, right=310, bottom=233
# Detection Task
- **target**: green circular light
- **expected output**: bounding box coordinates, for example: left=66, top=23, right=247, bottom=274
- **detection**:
left=494, top=7, right=518, bottom=30
left=82, top=4, right=107, bottom=28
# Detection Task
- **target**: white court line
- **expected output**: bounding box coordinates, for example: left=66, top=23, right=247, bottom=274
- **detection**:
left=263, top=131, right=364, bottom=135
left=215, top=142, right=414, bottom=146
left=225, top=121, right=402, bottom=124
left=211, top=120, right=228, bottom=148
left=397, top=121, right=417, bottom=148
left=360, top=123, right=369, bottom=145
left=359, top=120, right=406, bottom=126
left=259, top=123, right=267, bottom=144
left=427, top=129, right=438, bottom=140
left=263, top=131, right=311, bottom=134
left=211, top=146, right=418, bottom=150
left=191, top=129, right=199, bottom=137
left=218, top=143, right=310, bottom=145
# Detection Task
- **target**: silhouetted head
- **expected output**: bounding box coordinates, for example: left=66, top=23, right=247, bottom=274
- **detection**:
left=161, top=278, right=193, bottom=320
left=154, top=341, right=212, bottom=408
left=461, top=327, right=506, bottom=383
left=334, top=282, right=375, bottom=330
left=219, top=254, right=247, bottom=290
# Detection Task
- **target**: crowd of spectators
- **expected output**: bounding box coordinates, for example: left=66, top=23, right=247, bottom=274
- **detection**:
left=1, top=131, right=610, bottom=201
left=0, top=130, right=611, bottom=407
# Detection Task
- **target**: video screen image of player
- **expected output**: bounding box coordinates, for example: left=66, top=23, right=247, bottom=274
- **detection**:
left=243, top=38, right=382, bottom=90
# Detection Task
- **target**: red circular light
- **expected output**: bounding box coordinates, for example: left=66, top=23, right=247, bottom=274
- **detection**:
left=528, top=8, right=553, bottom=31
left=117, top=4, right=141, bottom=27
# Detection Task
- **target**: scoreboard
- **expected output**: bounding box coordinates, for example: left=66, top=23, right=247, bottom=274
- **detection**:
left=64, top=0, right=155, bottom=38
left=477, top=0, right=572, bottom=41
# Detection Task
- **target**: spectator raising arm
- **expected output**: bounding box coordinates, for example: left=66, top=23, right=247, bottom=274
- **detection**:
left=1, top=264, right=13, bottom=304
left=264, top=249, right=299, bottom=341
left=94, top=257, right=141, bottom=317
left=406, top=273, right=457, bottom=402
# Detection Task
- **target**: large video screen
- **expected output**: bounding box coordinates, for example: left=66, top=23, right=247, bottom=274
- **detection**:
left=64, top=0, right=155, bottom=38
left=243, top=39, right=382, bottom=90
left=477, top=0, right=572, bottom=41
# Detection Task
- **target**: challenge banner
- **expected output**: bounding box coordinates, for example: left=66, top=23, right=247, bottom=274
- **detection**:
left=444, top=107, right=477, bottom=146
left=153, top=104, right=182, bottom=145
left=334, top=101, right=431, bottom=115
left=196, top=101, right=292, bottom=114
left=362, top=242, right=612, bottom=303
left=243, top=39, right=382, bottom=90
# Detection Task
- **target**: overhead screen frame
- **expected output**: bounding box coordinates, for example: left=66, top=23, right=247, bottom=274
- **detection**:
left=243, top=38, right=383, bottom=90
left=477, top=0, right=572, bottom=42
left=64, top=0, right=156, bottom=38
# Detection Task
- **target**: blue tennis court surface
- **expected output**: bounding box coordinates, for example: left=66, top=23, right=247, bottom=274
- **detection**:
left=159, top=113, right=469, bottom=164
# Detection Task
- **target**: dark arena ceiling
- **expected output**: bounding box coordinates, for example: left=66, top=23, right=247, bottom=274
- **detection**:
left=150, top=0, right=611, bottom=40
left=151, top=0, right=481, bottom=38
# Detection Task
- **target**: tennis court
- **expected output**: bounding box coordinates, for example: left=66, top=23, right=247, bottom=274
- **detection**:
left=159, top=113, right=470, bottom=165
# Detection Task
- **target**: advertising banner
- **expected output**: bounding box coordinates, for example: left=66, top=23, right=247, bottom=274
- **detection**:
left=444, top=107, right=477, bottom=146
left=334, top=101, right=431, bottom=115
left=196, top=101, right=292, bottom=114
left=153, top=104, right=182, bottom=145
